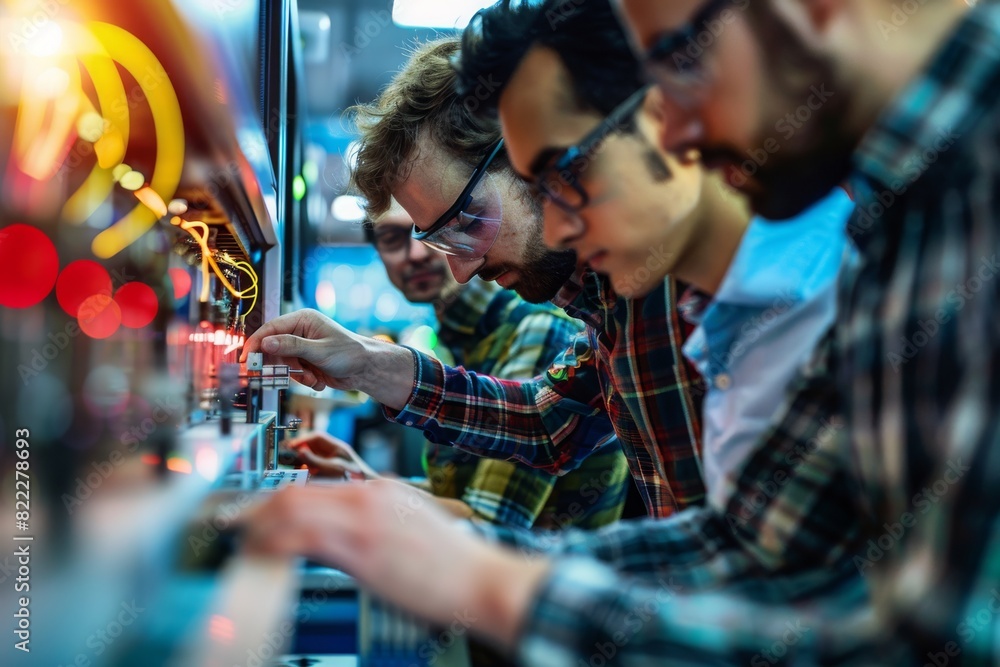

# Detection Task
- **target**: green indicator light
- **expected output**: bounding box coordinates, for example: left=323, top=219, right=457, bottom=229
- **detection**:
left=292, top=175, right=306, bottom=201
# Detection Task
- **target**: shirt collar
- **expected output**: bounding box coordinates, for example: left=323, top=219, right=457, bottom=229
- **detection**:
left=679, top=188, right=854, bottom=326
left=436, top=278, right=502, bottom=337
left=850, top=3, right=1000, bottom=205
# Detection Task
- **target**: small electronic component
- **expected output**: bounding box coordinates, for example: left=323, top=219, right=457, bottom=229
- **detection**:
left=247, top=351, right=263, bottom=371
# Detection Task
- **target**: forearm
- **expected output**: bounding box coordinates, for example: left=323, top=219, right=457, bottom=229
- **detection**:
left=462, top=542, right=552, bottom=651
left=512, top=557, right=876, bottom=667
left=387, top=352, right=613, bottom=473
left=474, top=509, right=764, bottom=589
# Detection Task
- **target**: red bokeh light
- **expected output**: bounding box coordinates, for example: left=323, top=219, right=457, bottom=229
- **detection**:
left=78, top=294, right=121, bottom=339
left=167, top=267, right=192, bottom=300
left=0, top=223, right=59, bottom=308
left=114, top=282, right=158, bottom=328
left=57, top=260, right=113, bottom=317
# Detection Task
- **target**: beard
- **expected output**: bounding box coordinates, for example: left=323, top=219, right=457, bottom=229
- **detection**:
left=511, top=245, right=578, bottom=304
left=711, top=7, right=859, bottom=219
left=479, top=180, right=579, bottom=303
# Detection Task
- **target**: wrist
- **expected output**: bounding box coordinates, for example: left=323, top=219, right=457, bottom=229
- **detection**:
left=355, top=338, right=418, bottom=409
left=470, top=544, right=550, bottom=651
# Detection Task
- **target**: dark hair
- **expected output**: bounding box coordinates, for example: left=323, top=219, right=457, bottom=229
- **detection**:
left=348, top=38, right=508, bottom=220
left=455, top=0, right=643, bottom=118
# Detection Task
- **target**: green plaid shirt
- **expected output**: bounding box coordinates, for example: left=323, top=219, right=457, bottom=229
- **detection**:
left=474, top=3, right=1000, bottom=664
left=424, top=279, right=629, bottom=530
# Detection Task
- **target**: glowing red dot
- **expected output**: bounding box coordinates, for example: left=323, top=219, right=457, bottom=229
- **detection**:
left=114, top=282, right=158, bottom=328
left=78, top=294, right=121, bottom=339
left=0, top=223, right=59, bottom=308
left=57, top=260, right=112, bottom=317
left=167, top=267, right=192, bottom=300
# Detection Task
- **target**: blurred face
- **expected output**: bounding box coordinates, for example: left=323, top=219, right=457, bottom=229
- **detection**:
left=394, top=134, right=577, bottom=304
left=616, top=0, right=855, bottom=219
left=498, top=46, right=705, bottom=298
left=372, top=202, right=457, bottom=304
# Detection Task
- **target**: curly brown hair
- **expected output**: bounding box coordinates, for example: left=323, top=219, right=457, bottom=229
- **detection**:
left=348, top=38, right=507, bottom=219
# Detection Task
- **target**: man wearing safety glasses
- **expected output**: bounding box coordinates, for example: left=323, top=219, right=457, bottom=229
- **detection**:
left=243, top=37, right=708, bottom=522
left=452, top=0, right=859, bottom=579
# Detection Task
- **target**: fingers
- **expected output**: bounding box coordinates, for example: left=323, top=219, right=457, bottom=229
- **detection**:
left=289, top=432, right=355, bottom=456
left=240, top=313, right=304, bottom=362
left=260, top=334, right=319, bottom=363
left=297, top=449, right=363, bottom=476
left=284, top=358, right=324, bottom=391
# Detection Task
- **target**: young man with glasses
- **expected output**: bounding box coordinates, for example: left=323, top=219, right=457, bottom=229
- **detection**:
left=242, top=38, right=708, bottom=521
left=240, top=5, right=870, bottom=666
left=454, top=0, right=859, bottom=528
left=294, top=198, right=630, bottom=533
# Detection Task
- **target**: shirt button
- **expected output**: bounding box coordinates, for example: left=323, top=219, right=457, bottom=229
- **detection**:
left=405, top=420, right=414, bottom=426
left=714, top=373, right=731, bottom=390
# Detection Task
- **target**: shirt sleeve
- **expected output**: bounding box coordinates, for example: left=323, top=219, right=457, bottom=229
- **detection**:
left=501, top=336, right=878, bottom=665
left=476, top=334, right=859, bottom=580
left=385, top=330, right=618, bottom=476
left=461, top=311, right=613, bottom=527
left=517, top=557, right=879, bottom=667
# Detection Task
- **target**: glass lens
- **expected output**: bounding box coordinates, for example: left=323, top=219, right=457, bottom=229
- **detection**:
left=538, top=162, right=587, bottom=211
left=420, top=172, right=503, bottom=260
left=373, top=226, right=410, bottom=254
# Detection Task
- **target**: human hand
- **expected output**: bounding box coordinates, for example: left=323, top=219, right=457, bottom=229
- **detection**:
left=239, top=309, right=367, bottom=392
left=241, top=481, right=549, bottom=650
left=286, top=432, right=380, bottom=479
left=240, top=309, right=417, bottom=409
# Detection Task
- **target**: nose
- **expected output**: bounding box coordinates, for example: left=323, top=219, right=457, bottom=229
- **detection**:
left=446, top=255, right=485, bottom=284
left=542, top=203, right=585, bottom=251
left=408, top=237, right=432, bottom=262
left=646, top=86, right=705, bottom=153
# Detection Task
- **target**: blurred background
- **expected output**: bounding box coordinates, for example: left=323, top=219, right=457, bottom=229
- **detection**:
left=0, top=1, right=498, bottom=665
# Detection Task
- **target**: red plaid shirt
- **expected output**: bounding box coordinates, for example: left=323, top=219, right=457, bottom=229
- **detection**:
left=387, top=269, right=706, bottom=517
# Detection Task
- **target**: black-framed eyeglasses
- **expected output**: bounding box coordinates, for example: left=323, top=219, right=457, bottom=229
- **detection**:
left=411, top=139, right=506, bottom=260
left=370, top=223, right=413, bottom=256
left=643, top=0, right=733, bottom=94
left=532, top=85, right=651, bottom=215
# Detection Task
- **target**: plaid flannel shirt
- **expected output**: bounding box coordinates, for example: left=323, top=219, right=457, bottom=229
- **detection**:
left=388, top=271, right=706, bottom=518
left=424, top=279, right=629, bottom=530
left=483, top=4, right=1000, bottom=664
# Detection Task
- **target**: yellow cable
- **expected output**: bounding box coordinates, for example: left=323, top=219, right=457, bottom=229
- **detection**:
left=232, top=260, right=258, bottom=318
